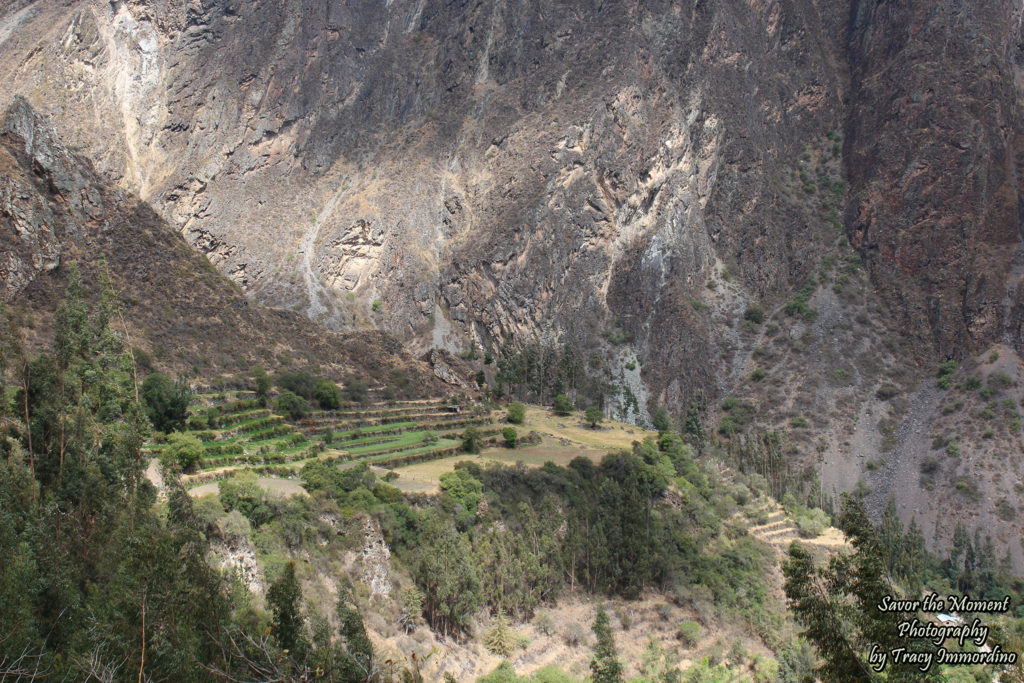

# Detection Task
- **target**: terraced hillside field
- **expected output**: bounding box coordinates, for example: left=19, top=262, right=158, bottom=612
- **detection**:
left=140, top=391, right=499, bottom=494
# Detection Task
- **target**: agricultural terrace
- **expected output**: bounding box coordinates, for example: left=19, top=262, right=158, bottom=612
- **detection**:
left=139, top=391, right=498, bottom=496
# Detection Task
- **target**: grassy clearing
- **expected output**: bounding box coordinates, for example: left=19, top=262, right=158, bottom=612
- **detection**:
left=499, top=405, right=656, bottom=450
left=188, top=477, right=307, bottom=498
left=390, top=435, right=612, bottom=489
left=390, top=454, right=486, bottom=491
left=480, top=437, right=608, bottom=467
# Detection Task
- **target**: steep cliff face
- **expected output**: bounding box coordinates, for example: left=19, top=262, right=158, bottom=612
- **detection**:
left=0, top=0, right=858, bottom=412
left=3, top=2, right=1023, bottom=405
left=846, top=0, right=1024, bottom=354
left=0, top=95, right=450, bottom=392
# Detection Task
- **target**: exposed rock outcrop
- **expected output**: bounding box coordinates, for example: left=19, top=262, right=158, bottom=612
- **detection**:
left=0, top=96, right=449, bottom=390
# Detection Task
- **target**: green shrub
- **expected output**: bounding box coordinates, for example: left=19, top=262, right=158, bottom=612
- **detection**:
left=790, top=416, right=808, bottom=429
left=276, top=390, right=307, bottom=420
left=553, top=394, right=574, bottom=416
left=312, top=377, right=342, bottom=409
left=954, top=478, right=979, bottom=499
left=161, top=432, right=204, bottom=472
left=937, top=360, right=957, bottom=385
left=989, top=371, right=1013, bottom=389
left=186, top=414, right=209, bottom=431
left=440, top=467, right=482, bottom=513
left=507, top=402, right=526, bottom=424
left=531, top=666, right=574, bottom=683
left=253, top=366, right=271, bottom=405
left=784, top=282, right=817, bottom=322
left=604, top=323, right=633, bottom=345
left=462, top=426, right=484, bottom=453
left=743, top=304, right=765, bottom=324
left=946, top=440, right=960, bottom=458
left=875, top=384, right=899, bottom=400
left=275, top=369, right=317, bottom=398
left=793, top=508, right=828, bottom=538
left=585, top=406, right=604, bottom=428
left=484, top=614, right=521, bottom=658
left=717, top=399, right=756, bottom=436
left=941, top=399, right=962, bottom=415
left=342, top=375, right=369, bottom=403
left=478, top=662, right=518, bottom=683
left=502, top=427, right=518, bottom=448
left=677, top=620, right=703, bottom=647
left=142, top=373, right=192, bottom=433
left=751, top=368, right=767, bottom=382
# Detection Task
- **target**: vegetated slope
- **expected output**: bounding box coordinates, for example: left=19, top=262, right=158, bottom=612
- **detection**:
left=3, top=0, right=1024, bottom=567
left=4, top=0, right=1022, bottom=415
left=0, top=96, right=452, bottom=391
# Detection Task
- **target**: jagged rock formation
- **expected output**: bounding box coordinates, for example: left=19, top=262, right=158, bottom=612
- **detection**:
left=3, top=1, right=1022, bottom=406
left=359, top=517, right=393, bottom=601
left=0, top=95, right=449, bottom=390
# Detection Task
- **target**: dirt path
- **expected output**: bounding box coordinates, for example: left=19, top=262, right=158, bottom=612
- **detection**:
left=144, top=457, right=164, bottom=494
left=0, top=4, right=38, bottom=48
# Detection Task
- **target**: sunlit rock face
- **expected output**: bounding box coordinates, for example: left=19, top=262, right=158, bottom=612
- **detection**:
left=2, top=0, right=1023, bottom=415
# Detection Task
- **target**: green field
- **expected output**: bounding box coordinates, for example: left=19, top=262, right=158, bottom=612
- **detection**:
left=163, top=398, right=496, bottom=484
left=167, top=399, right=650, bottom=500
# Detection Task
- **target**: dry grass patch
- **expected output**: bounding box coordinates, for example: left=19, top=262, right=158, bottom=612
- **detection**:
left=496, top=405, right=657, bottom=450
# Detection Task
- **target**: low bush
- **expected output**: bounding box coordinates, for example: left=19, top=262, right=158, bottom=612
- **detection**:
left=677, top=620, right=703, bottom=647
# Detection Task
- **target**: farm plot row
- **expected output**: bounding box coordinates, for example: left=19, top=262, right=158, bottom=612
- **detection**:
left=152, top=396, right=496, bottom=474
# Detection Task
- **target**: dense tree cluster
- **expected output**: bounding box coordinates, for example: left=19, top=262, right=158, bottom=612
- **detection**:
left=494, top=340, right=610, bottom=408
left=349, top=432, right=780, bottom=640
left=0, top=269, right=229, bottom=679
left=0, top=271, right=404, bottom=681
left=141, top=371, right=191, bottom=433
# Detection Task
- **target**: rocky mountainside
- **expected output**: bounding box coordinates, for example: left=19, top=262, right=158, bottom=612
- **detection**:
left=2, top=0, right=1024, bottom=567
left=2, top=0, right=1021, bottom=407
left=0, top=95, right=452, bottom=393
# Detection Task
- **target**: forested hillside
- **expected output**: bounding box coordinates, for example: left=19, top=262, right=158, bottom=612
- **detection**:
left=4, top=275, right=1024, bottom=680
